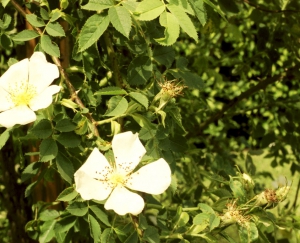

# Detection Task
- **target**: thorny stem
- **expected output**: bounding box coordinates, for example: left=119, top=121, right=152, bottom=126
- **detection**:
left=10, top=0, right=99, bottom=137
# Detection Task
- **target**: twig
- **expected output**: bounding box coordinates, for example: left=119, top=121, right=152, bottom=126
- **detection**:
left=10, top=0, right=99, bottom=137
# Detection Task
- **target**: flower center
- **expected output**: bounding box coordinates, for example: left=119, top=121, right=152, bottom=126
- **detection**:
left=9, top=82, right=37, bottom=106
left=109, top=172, right=126, bottom=187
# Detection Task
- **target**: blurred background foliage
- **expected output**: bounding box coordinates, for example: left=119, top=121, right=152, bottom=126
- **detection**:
left=0, top=0, right=300, bottom=242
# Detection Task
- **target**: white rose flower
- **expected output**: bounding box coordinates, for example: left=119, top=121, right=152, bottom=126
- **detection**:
left=74, top=131, right=172, bottom=215
left=0, top=52, right=60, bottom=128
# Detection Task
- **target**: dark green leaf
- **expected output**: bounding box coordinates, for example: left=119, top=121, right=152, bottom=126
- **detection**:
left=89, top=214, right=101, bottom=243
left=127, top=56, right=153, bottom=85
left=21, top=162, right=42, bottom=182
left=57, top=132, right=81, bottom=147
left=55, top=119, right=77, bottom=132
left=40, top=138, right=58, bottom=162
left=56, top=152, right=74, bottom=184
left=67, top=201, right=88, bottom=217
left=31, top=119, right=53, bottom=139
left=57, top=187, right=78, bottom=201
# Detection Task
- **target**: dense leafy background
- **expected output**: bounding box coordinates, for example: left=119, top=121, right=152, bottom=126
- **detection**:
left=0, top=0, right=300, bottom=242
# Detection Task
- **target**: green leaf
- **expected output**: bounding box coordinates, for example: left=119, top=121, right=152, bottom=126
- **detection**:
left=31, top=119, right=53, bottom=139
left=26, top=14, right=46, bottom=27
left=229, top=177, right=246, bottom=202
left=67, top=201, right=88, bottom=217
left=45, top=22, right=65, bottom=37
left=135, top=0, right=165, bottom=21
left=104, top=96, right=128, bottom=116
left=209, top=214, right=220, bottom=231
left=55, top=119, right=77, bottom=132
left=89, top=214, right=101, bottom=243
left=131, top=113, right=156, bottom=132
left=56, top=151, right=74, bottom=184
left=124, top=231, right=138, bottom=243
left=54, top=216, right=77, bottom=233
left=193, top=213, right=210, bottom=225
left=0, top=128, right=11, bottom=149
left=168, top=106, right=186, bottom=133
left=89, top=205, right=111, bottom=226
left=238, top=223, right=258, bottom=243
left=101, top=228, right=115, bottom=243
left=56, top=132, right=81, bottom=147
left=95, top=86, right=128, bottom=96
left=40, top=138, right=58, bottom=162
left=109, top=6, right=131, bottom=38
left=198, top=203, right=215, bottom=214
left=21, top=162, right=42, bottom=182
left=40, top=8, right=50, bottom=20
left=142, top=226, right=160, bottom=243
left=12, top=30, right=40, bottom=42
left=127, top=56, right=153, bottom=85
left=57, top=187, right=78, bottom=201
left=39, top=220, right=56, bottom=243
left=41, top=35, right=60, bottom=57
left=2, top=14, right=12, bottom=29
left=82, top=0, right=114, bottom=11
left=0, top=34, right=13, bottom=50
left=78, top=14, right=109, bottom=52
left=129, top=92, right=148, bottom=109
left=189, top=0, right=207, bottom=26
left=39, top=209, right=60, bottom=221
left=1, top=0, right=10, bottom=8
left=155, top=12, right=180, bottom=46
left=50, top=10, right=63, bottom=22
left=25, top=181, right=38, bottom=197
left=153, top=46, right=175, bottom=68
left=167, top=4, right=198, bottom=42
left=169, top=0, right=194, bottom=15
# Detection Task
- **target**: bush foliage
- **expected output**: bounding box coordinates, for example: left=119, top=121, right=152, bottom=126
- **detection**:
left=0, top=0, right=300, bottom=242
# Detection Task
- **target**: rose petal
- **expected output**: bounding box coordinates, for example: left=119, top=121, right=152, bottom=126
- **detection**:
left=126, top=158, right=171, bottom=194
left=74, top=170, right=112, bottom=201
left=29, top=52, right=59, bottom=93
left=0, top=105, right=36, bottom=128
left=104, top=186, right=144, bottom=215
left=0, top=58, right=29, bottom=92
left=75, top=148, right=112, bottom=181
left=29, top=85, right=60, bottom=111
left=0, top=87, right=14, bottom=112
left=112, top=131, right=146, bottom=174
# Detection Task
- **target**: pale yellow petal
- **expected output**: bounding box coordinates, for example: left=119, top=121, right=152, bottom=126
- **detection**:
left=0, top=87, right=14, bottom=112
left=112, top=131, right=146, bottom=174
left=104, top=186, right=144, bottom=215
left=29, top=52, right=59, bottom=93
left=76, top=148, right=112, bottom=180
left=0, top=58, right=29, bottom=92
left=126, top=158, right=171, bottom=194
left=74, top=170, right=112, bottom=201
left=0, top=105, right=36, bottom=128
left=29, top=85, right=60, bottom=111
